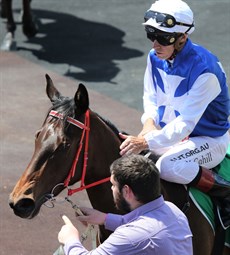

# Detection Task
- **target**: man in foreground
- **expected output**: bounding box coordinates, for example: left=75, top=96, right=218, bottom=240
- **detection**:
left=58, top=154, right=193, bottom=254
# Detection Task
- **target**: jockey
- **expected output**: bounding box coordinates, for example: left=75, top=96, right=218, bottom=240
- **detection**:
left=119, top=0, right=230, bottom=228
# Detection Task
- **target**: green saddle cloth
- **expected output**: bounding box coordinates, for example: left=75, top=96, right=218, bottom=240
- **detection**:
left=189, top=145, right=230, bottom=246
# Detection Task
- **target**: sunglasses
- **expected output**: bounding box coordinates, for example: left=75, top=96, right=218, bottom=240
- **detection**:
left=144, top=11, right=193, bottom=29
left=146, top=31, right=178, bottom=46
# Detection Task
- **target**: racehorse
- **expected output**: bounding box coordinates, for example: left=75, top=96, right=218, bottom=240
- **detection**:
left=9, top=74, right=229, bottom=255
left=0, top=0, right=38, bottom=50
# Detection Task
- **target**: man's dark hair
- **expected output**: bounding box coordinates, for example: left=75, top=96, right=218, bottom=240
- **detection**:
left=110, top=154, right=161, bottom=203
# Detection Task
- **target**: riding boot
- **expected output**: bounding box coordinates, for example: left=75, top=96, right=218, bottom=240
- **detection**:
left=189, top=166, right=230, bottom=229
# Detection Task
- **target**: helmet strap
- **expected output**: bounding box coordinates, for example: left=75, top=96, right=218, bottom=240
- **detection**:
left=168, top=49, right=178, bottom=60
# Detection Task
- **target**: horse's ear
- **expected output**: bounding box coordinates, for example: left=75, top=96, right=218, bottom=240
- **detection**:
left=45, top=74, right=62, bottom=103
left=74, top=83, right=89, bottom=113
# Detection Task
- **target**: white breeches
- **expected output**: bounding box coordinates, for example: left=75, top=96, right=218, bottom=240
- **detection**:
left=155, top=132, right=230, bottom=184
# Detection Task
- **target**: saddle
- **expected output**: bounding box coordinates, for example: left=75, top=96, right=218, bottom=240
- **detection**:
left=190, top=145, right=230, bottom=245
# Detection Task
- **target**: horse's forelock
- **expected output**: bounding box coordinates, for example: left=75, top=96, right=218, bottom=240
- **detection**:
left=46, top=97, right=121, bottom=139
left=44, top=97, right=75, bottom=133
left=52, top=97, right=75, bottom=118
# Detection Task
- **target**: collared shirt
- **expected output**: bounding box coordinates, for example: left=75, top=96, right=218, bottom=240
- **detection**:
left=64, top=196, right=193, bottom=255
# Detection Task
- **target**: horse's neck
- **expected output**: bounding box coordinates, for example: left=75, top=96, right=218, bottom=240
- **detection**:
left=89, top=113, right=121, bottom=161
left=83, top=113, right=121, bottom=213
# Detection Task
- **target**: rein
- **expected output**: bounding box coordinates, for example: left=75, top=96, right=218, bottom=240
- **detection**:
left=49, top=110, right=110, bottom=196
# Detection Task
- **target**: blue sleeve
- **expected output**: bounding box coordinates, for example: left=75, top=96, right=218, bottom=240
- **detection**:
left=63, top=228, right=137, bottom=255
left=64, top=227, right=146, bottom=255
left=104, top=213, right=124, bottom=231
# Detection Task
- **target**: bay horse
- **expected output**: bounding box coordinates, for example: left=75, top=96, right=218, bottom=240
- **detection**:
left=0, top=0, right=38, bottom=50
left=9, top=74, right=228, bottom=255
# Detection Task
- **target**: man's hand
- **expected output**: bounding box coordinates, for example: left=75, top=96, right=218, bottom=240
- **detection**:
left=58, top=215, right=80, bottom=245
left=76, top=207, right=107, bottom=225
left=119, top=133, right=148, bottom=156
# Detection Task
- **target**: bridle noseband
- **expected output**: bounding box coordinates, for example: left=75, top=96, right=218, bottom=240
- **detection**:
left=49, top=110, right=110, bottom=196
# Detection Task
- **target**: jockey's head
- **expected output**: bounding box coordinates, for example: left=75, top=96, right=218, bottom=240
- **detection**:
left=143, top=0, right=195, bottom=59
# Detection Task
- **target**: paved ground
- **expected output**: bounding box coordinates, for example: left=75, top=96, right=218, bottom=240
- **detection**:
left=0, top=0, right=229, bottom=111
left=0, top=0, right=229, bottom=254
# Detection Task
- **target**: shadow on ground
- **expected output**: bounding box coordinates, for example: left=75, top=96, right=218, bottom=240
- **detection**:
left=16, top=9, right=143, bottom=83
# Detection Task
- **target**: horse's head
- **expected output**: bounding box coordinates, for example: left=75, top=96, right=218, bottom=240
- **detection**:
left=9, top=74, right=91, bottom=218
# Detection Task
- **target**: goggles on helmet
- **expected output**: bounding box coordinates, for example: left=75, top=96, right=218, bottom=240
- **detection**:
left=145, top=26, right=182, bottom=46
left=144, top=11, right=193, bottom=30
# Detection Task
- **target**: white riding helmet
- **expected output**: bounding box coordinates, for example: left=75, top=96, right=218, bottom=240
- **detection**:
left=143, top=0, right=195, bottom=34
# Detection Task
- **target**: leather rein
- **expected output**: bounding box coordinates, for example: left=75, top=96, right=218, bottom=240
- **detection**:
left=49, top=110, right=110, bottom=196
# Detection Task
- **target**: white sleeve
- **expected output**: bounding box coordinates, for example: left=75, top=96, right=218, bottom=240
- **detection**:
left=144, top=73, right=221, bottom=149
left=141, top=54, right=159, bottom=125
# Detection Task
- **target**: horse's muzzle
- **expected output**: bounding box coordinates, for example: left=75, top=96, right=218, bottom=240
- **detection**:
left=9, top=198, right=36, bottom=219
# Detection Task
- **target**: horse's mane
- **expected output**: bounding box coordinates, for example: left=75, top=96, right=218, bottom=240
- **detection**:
left=95, top=113, right=121, bottom=137
left=47, top=96, right=121, bottom=138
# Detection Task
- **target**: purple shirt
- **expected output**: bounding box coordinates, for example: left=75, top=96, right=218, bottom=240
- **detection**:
left=64, top=196, right=193, bottom=255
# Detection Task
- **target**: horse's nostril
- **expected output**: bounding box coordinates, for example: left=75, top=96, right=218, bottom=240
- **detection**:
left=10, top=198, right=35, bottom=218
left=9, top=201, right=14, bottom=209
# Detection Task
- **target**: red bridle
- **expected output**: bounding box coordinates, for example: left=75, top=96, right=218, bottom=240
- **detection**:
left=49, top=110, right=110, bottom=196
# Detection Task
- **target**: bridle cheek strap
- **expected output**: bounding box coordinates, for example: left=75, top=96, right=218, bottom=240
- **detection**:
left=66, top=109, right=110, bottom=196
left=49, top=110, right=110, bottom=196
left=64, top=109, right=90, bottom=188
